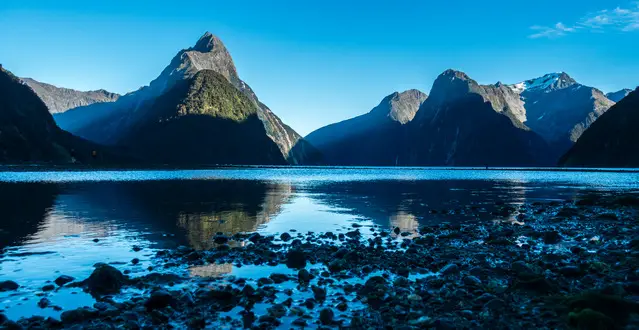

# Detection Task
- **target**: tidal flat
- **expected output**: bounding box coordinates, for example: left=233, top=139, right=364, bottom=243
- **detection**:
left=1, top=168, right=639, bottom=329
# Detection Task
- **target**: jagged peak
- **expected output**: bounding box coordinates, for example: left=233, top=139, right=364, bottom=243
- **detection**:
left=439, top=69, right=472, bottom=81
left=370, top=89, right=428, bottom=124
left=191, top=32, right=225, bottom=53
left=510, top=72, right=577, bottom=94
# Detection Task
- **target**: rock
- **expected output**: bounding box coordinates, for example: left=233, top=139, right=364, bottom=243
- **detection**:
left=558, top=266, right=583, bottom=277
left=543, top=231, right=561, bottom=244
left=484, top=298, right=506, bottom=310
left=285, top=249, right=307, bottom=269
left=298, top=269, right=313, bottom=283
left=0, top=280, right=19, bottom=291
left=54, top=275, right=75, bottom=287
left=42, top=284, right=56, bottom=292
left=328, top=259, right=346, bottom=273
left=319, top=308, right=334, bottom=325
left=257, top=277, right=274, bottom=286
left=214, top=234, right=229, bottom=244
left=267, top=304, right=287, bottom=318
left=85, top=263, right=125, bottom=295
left=312, top=285, right=327, bottom=301
left=409, top=316, right=432, bottom=326
left=337, top=302, right=348, bottom=311
left=0, top=313, right=6, bottom=324
left=568, top=308, right=614, bottom=329
left=131, top=258, right=140, bottom=265
left=439, top=263, right=460, bottom=275
left=463, top=275, right=482, bottom=286
left=132, top=245, right=142, bottom=252
left=269, top=273, right=289, bottom=284
left=279, top=232, right=292, bottom=241
left=145, top=290, right=174, bottom=310
left=93, top=302, right=111, bottom=311
left=38, top=297, right=51, bottom=308
left=292, top=318, right=307, bottom=326
left=511, top=261, right=534, bottom=274
left=60, top=307, right=98, bottom=324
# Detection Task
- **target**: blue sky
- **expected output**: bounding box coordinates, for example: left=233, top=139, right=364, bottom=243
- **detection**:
left=1, top=0, right=638, bottom=136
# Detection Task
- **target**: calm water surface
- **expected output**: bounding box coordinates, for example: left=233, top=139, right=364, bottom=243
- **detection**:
left=1, top=167, right=639, bottom=320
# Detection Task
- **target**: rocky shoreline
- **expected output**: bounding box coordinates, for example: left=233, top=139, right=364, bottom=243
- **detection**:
left=2, top=193, right=639, bottom=329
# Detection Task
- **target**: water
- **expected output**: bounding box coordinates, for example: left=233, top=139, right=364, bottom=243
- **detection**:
left=1, top=167, right=639, bottom=320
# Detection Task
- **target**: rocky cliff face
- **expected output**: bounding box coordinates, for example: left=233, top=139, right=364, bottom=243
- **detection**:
left=54, top=32, right=320, bottom=165
left=508, top=72, right=615, bottom=158
left=305, top=90, right=427, bottom=165
left=21, top=78, right=119, bottom=114
left=404, top=70, right=551, bottom=166
left=0, top=66, right=127, bottom=164
left=606, top=89, right=632, bottom=102
left=560, top=88, right=639, bottom=167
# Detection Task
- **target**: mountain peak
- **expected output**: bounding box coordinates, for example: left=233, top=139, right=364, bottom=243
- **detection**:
left=439, top=69, right=472, bottom=81
left=510, top=72, right=577, bottom=94
left=606, top=88, right=634, bottom=102
left=192, top=32, right=225, bottom=53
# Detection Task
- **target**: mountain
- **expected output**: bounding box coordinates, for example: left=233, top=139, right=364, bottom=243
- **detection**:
left=404, top=70, right=552, bottom=166
left=0, top=65, right=127, bottom=164
left=305, top=89, right=427, bottom=165
left=560, top=88, right=639, bottom=167
left=507, top=73, right=615, bottom=157
left=21, top=78, right=120, bottom=114
left=606, top=89, right=633, bottom=102
left=54, top=32, right=320, bottom=165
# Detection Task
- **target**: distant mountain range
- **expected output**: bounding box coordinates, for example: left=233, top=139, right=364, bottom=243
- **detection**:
left=1, top=32, right=636, bottom=167
left=0, top=65, right=129, bottom=164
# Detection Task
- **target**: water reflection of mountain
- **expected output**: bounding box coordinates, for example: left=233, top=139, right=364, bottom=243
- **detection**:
left=52, top=180, right=293, bottom=249
left=0, top=183, right=59, bottom=249
left=303, top=180, right=530, bottom=230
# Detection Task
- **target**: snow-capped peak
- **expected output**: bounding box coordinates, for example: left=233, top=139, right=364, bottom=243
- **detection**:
left=509, top=72, right=576, bottom=94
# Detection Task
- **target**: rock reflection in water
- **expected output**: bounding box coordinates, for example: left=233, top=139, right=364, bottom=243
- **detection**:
left=189, top=263, right=234, bottom=278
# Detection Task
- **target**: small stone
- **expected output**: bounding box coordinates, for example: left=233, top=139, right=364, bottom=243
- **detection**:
left=132, top=245, right=142, bottom=252
left=54, top=275, right=75, bottom=287
left=279, top=232, right=292, bottom=241
left=269, top=273, right=289, bottom=284
left=60, top=307, right=98, bottom=323
left=543, top=231, right=561, bottom=244
left=439, top=263, right=459, bottom=275
left=558, top=266, right=582, bottom=277
left=0, top=280, right=19, bottom=292
left=38, top=297, right=51, bottom=308
left=85, top=263, right=125, bottom=295
left=213, top=234, right=229, bottom=244
left=145, top=290, right=174, bottom=310
left=319, top=308, right=334, bottom=325
left=285, top=249, right=307, bottom=269
left=257, top=277, right=274, bottom=286
left=484, top=298, right=506, bottom=310
left=267, top=304, right=287, bottom=318
left=511, top=261, right=533, bottom=274
left=337, top=302, right=348, bottom=311
left=42, top=284, right=56, bottom=292
left=311, top=285, right=327, bottom=301
left=131, top=258, right=140, bottom=265
left=92, top=238, right=100, bottom=243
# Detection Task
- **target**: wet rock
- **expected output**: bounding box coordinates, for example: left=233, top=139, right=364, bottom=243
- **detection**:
left=60, top=307, right=98, bottom=324
left=213, top=234, right=229, bottom=244
left=513, top=277, right=557, bottom=294
left=292, top=318, right=307, bottom=326
left=93, top=302, right=111, bottom=311
left=319, top=308, right=334, bottom=325
left=298, top=269, right=313, bottom=283
left=37, top=297, right=50, bottom=308
left=145, top=290, right=174, bottom=310
left=511, top=261, right=534, bottom=274
left=42, top=284, right=55, bottom=292
left=484, top=298, right=506, bottom=310
left=285, top=249, right=307, bottom=269
left=0, top=280, right=19, bottom=291
left=439, top=263, right=459, bottom=275
left=337, top=302, right=348, bottom=311
left=409, top=316, right=432, bottom=326
left=269, top=273, right=289, bottom=284
left=279, top=232, right=292, bottom=241
left=257, top=277, right=274, bottom=286
left=543, top=231, right=561, bottom=244
left=463, top=275, right=482, bottom=286
left=132, top=245, right=142, bottom=252
left=558, top=266, right=583, bottom=277
left=131, top=258, right=140, bottom=265
left=267, top=304, right=287, bottom=318
left=0, top=313, right=6, bottom=324
left=568, top=308, right=614, bottom=329
left=54, top=275, right=75, bottom=287
left=85, top=263, right=125, bottom=295
left=311, top=285, right=327, bottom=301
left=328, top=259, right=346, bottom=273
left=345, top=230, right=361, bottom=238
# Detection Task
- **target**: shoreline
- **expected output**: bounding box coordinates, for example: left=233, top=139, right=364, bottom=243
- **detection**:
left=2, top=193, right=639, bottom=328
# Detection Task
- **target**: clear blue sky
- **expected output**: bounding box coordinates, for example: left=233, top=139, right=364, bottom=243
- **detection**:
left=1, top=0, right=638, bottom=135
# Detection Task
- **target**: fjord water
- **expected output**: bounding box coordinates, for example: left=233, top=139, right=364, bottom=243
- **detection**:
left=1, top=167, right=639, bottom=320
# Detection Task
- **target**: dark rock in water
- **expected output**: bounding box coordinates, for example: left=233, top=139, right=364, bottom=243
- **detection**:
left=543, top=231, right=561, bottom=244
left=257, top=277, right=274, bottom=286
left=345, top=230, right=361, bottom=238
left=269, top=273, right=289, bottom=284
left=298, top=269, right=313, bottom=283
left=484, top=298, right=506, bottom=310
left=214, top=234, right=229, bottom=244
left=54, top=275, right=75, bottom=287
left=513, top=277, right=557, bottom=294
left=85, top=263, right=125, bottom=295
left=511, top=261, right=534, bottom=274
left=132, top=245, right=142, bottom=252
left=145, top=290, right=174, bottom=310
left=131, top=258, right=140, bottom=265
left=319, top=308, right=334, bottom=325
left=267, top=304, right=287, bottom=318
left=328, top=259, right=346, bottom=273
left=292, top=318, right=307, bottom=326
left=60, top=307, right=98, bottom=323
left=463, top=275, right=482, bottom=286
left=0, top=280, right=19, bottom=291
left=279, top=232, right=292, bottom=241
left=312, top=285, right=327, bottom=301
left=1, top=320, right=21, bottom=329
left=558, top=266, right=583, bottom=277
left=37, top=297, right=51, bottom=308
left=567, top=292, right=639, bottom=326
left=439, top=263, right=460, bottom=275
left=42, top=284, right=56, bottom=292
left=248, top=233, right=262, bottom=243
left=285, top=249, right=307, bottom=269
left=0, top=313, right=6, bottom=324
left=337, top=302, right=348, bottom=312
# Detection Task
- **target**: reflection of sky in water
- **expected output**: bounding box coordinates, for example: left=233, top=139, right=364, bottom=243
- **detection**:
left=1, top=168, right=639, bottom=321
